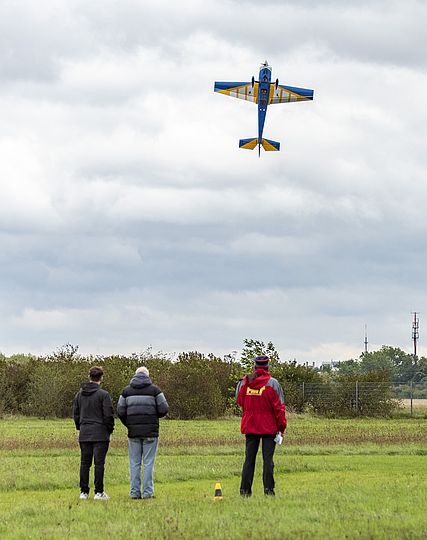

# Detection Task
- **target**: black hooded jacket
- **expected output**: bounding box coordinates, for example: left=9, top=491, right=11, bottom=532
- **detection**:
left=73, top=382, right=115, bottom=442
left=117, top=373, right=169, bottom=438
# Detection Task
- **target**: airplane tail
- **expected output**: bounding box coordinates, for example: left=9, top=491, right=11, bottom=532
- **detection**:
left=239, top=138, right=280, bottom=153
left=261, top=138, right=280, bottom=151
left=239, top=138, right=258, bottom=150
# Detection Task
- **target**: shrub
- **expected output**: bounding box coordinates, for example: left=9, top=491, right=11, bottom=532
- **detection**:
left=304, top=371, right=398, bottom=417
left=161, top=352, right=230, bottom=419
left=0, top=357, right=34, bottom=415
left=270, top=362, right=322, bottom=413
left=0, top=349, right=403, bottom=419
left=23, top=360, right=87, bottom=417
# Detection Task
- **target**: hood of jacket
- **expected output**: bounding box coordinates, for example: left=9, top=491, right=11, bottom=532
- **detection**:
left=245, top=368, right=271, bottom=389
left=80, top=382, right=101, bottom=396
left=130, top=373, right=152, bottom=389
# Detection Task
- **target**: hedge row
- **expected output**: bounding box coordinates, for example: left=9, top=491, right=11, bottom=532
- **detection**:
left=0, top=351, right=396, bottom=418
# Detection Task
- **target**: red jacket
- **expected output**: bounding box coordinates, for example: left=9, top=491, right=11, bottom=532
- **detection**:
left=236, top=368, right=286, bottom=435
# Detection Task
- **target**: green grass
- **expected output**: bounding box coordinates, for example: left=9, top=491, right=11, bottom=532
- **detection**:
left=0, top=415, right=426, bottom=539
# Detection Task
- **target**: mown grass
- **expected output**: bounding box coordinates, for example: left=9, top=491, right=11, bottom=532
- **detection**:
left=0, top=415, right=426, bottom=539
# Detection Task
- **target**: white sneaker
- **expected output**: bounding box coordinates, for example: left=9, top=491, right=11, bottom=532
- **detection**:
left=94, top=492, right=110, bottom=500
left=79, top=492, right=89, bottom=500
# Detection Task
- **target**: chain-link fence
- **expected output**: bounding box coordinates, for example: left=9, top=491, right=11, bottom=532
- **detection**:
left=299, top=381, right=427, bottom=416
left=392, top=382, right=427, bottom=416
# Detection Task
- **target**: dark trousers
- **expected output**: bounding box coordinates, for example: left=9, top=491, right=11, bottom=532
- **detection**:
left=240, top=434, right=276, bottom=494
left=79, top=441, right=109, bottom=494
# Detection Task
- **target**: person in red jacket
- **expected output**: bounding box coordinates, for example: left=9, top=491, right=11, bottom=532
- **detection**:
left=236, top=355, right=286, bottom=496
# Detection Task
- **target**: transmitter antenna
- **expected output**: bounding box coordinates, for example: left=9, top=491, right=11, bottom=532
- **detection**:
left=412, top=312, right=419, bottom=361
left=364, top=324, right=368, bottom=354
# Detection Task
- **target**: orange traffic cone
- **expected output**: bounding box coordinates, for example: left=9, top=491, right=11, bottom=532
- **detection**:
left=214, top=482, right=223, bottom=501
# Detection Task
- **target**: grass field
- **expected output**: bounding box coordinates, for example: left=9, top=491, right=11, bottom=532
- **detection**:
left=402, top=398, right=427, bottom=409
left=0, top=415, right=426, bottom=539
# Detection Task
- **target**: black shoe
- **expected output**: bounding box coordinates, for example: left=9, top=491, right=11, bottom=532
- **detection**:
left=143, top=495, right=155, bottom=499
left=130, top=495, right=141, bottom=499
left=264, top=489, right=275, bottom=496
left=240, top=489, right=252, bottom=497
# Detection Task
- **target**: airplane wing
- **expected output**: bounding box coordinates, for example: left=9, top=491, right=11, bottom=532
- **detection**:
left=214, top=81, right=259, bottom=104
left=269, top=84, right=314, bottom=104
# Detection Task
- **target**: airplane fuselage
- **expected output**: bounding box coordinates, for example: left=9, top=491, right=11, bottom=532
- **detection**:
left=258, top=65, right=272, bottom=143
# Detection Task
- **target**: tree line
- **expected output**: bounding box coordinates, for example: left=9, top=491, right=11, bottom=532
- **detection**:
left=325, top=345, right=427, bottom=384
left=0, top=340, right=425, bottom=419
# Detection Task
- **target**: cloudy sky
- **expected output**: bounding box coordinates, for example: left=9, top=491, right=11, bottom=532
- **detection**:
left=1, top=0, right=426, bottom=362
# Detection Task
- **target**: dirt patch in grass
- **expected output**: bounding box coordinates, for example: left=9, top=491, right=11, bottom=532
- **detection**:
left=1, top=432, right=427, bottom=450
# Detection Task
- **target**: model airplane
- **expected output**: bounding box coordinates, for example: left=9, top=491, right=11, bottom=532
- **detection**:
left=214, top=61, right=314, bottom=155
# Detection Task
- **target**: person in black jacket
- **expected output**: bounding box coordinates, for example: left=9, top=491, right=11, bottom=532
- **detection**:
left=117, top=366, right=169, bottom=499
left=73, top=366, right=114, bottom=500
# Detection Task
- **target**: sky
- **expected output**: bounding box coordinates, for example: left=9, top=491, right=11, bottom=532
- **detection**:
left=1, top=0, right=427, bottom=363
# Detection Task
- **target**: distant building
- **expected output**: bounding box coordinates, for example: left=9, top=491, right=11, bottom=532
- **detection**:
left=320, top=360, right=340, bottom=371
left=303, top=361, right=316, bottom=368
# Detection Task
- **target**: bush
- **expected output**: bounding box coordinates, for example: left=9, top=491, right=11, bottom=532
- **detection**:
left=0, top=350, right=403, bottom=419
left=161, top=352, right=230, bottom=419
left=270, top=362, right=322, bottom=413
left=304, top=371, right=398, bottom=417
left=23, top=360, right=87, bottom=417
left=0, top=357, right=34, bottom=415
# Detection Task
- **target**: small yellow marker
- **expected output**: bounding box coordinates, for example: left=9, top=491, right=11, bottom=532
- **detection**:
left=214, top=482, right=223, bottom=501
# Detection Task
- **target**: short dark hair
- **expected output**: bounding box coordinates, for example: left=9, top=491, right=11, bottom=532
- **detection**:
left=89, top=366, right=104, bottom=382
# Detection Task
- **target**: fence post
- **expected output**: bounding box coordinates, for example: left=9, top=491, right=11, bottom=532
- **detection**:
left=302, top=381, right=305, bottom=408
left=355, top=381, right=359, bottom=415
left=410, top=381, right=413, bottom=417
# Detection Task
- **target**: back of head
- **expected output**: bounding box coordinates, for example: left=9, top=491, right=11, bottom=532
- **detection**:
left=89, top=366, right=104, bottom=382
left=135, top=366, right=149, bottom=377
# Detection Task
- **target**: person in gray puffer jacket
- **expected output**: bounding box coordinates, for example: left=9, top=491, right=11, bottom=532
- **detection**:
left=117, top=366, right=169, bottom=499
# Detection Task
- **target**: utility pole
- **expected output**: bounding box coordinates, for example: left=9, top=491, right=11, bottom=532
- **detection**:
left=364, top=324, right=368, bottom=354
left=410, top=312, right=420, bottom=417
left=412, top=312, right=419, bottom=363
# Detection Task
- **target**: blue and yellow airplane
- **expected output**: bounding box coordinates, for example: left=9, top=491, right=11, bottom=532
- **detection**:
left=214, top=61, right=314, bottom=155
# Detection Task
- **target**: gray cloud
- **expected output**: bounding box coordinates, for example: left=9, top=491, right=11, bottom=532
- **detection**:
left=0, top=0, right=426, bottom=361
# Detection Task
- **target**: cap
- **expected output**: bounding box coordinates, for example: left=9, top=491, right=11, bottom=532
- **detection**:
left=254, top=355, right=269, bottom=369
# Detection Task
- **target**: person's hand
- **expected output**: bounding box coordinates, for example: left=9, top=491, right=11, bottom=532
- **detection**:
left=274, top=432, right=283, bottom=444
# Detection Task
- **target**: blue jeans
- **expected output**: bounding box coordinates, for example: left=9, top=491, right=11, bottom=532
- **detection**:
left=128, top=437, right=159, bottom=498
